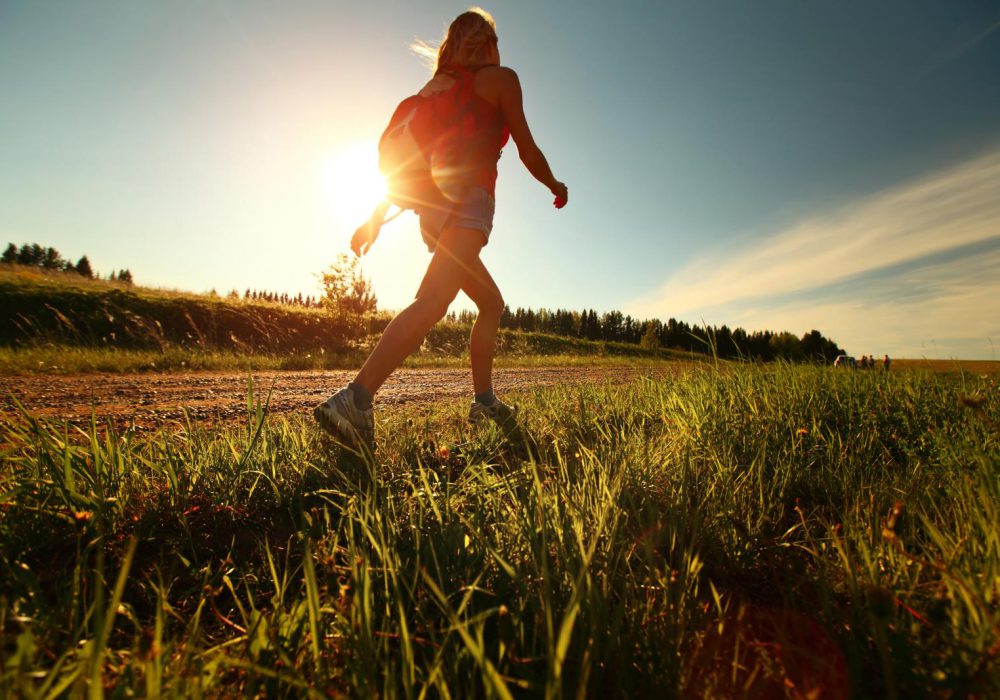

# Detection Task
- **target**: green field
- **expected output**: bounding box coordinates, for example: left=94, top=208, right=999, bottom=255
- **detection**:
left=2, top=364, right=998, bottom=697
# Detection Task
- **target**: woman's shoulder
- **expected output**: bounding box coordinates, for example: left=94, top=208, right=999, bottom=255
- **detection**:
left=474, top=65, right=519, bottom=97
left=477, top=65, right=518, bottom=80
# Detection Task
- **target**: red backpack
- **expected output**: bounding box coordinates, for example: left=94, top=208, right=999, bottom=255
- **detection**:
left=351, top=69, right=486, bottom=256
left=378, top=68, right=487, bottom=209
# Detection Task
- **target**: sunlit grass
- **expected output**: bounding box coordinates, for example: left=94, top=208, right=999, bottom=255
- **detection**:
left=1, top=365, right=997, bottom=696
left=0, top=340, right=692, bottom=375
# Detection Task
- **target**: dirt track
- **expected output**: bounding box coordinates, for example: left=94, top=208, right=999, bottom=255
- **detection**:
left=0, top=366, right=659, bottom=429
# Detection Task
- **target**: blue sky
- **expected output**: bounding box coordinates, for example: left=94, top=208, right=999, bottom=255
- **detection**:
left=1, top=0, right=999, bottom=359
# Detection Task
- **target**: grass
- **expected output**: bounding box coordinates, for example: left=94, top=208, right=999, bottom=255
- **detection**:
left=0, top=323, right=696, bottom=374
left=0, top=346, right=649, bottom=375
left=0, top=341, right=686, bottom=375
left=1, top=364, right=998, bottom=697
left=891, top=358, right=1000, bottom=375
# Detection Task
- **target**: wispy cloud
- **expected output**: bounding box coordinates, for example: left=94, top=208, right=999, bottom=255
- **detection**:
left=915, top=13, right=1000, bottom=81
left=724, top=243, right=1000, bottom=359
left=628, top=147, right=1000, bottom=359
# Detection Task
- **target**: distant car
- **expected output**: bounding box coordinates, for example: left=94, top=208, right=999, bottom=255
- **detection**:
left=834, top=355, right=856, bottom=368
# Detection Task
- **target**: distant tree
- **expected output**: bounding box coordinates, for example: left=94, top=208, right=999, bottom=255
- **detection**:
left=769, top=331, right=803, bottom=361
left=458, top=309, right=476, bottom=324
left=640, top=323, right=660, bottom=351
left=603, top=310, right=624, bottom=341
left=586, top=310, right=601, bottom=340
left=118, top=269, right=134, bottom=284
left=622, top=315, right=635, bottom=343
left=713, top=324, right=735, bottom=358
left=75, top=255, right=94, bottom=278
left=800, top=330, right=827, bottom=361
left=500, top=304, right=513, bottom=329
left=18, top=243, right=41, bottom=266
left=320, top=253, right=377, bottom=316
left=731, top=327, right=748, bottom=358
left=1, top=243, right=16, bottom=264
left=42, top=247, right=65, bottom=269
left=800, top=329, right=843, bottom=363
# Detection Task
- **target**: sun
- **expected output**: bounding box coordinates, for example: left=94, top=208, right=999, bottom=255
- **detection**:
left=321, top=142, right=387, bottom=226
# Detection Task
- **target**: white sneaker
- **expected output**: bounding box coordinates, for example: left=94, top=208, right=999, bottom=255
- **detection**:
left=313, top=387, right=374, bottom=448
left=468, top=396, right=515, bottom=425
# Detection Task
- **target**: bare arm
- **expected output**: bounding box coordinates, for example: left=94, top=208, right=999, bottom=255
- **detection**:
left=496, top=68, right=568, bottom=206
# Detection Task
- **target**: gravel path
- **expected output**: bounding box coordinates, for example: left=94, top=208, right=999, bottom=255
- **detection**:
left=0, top=366, right=662, bottom=429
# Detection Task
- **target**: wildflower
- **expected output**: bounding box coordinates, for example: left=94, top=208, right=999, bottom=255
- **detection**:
left=73, top=510, right=93, bottom=523
left=796, top=428, right=809, bottom=436
left=438, top=445, right=451, bottom=459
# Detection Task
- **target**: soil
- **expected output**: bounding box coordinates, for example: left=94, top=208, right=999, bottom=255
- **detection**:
left=0, top=366, right=662, bottom=431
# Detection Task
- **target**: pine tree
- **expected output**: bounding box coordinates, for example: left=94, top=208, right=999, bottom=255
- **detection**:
left=2, top=243, right=17, bottom=263
left=75, top=255, right=94, bottom=278
left=18, top=244, right=38, bottom=265
left=42, top=247, right=64, bottom=269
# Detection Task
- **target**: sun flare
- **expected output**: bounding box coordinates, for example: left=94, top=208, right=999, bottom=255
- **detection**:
left=322, top=142, right=387, bottom=226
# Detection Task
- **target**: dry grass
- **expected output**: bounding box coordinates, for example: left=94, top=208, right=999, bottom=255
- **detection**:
left=893, top=358, right=1000, bottom=374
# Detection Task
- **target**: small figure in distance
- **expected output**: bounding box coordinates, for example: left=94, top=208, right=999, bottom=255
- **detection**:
left=883, top=354, right=891, bottom=371
left=314, top=8, right=568, bottom=450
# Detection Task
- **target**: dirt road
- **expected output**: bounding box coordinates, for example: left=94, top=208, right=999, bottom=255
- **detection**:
left=0, top=366, right=660, bottom=429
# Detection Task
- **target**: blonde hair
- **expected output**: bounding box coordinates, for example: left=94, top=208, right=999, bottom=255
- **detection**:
left=413, top=7, right=498, bottom=75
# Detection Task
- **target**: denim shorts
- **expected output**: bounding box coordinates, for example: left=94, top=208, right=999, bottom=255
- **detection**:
left=417, top=187, right=495, bottom=252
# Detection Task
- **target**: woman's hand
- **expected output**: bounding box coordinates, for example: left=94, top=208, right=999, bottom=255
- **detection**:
left=351, top=219, right=378, bottom=257
left=351, top=201, right=390, bottom=257
left=550, top=181, right=568, bottom=209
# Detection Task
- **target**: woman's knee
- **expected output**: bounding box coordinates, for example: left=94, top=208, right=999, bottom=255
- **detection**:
left=476, top=291, right=505, bottom=321
left=415, top=285, right=458, bottom=321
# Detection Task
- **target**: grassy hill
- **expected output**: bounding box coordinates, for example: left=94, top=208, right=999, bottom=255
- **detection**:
left=0, top=265, right=694, bottom=373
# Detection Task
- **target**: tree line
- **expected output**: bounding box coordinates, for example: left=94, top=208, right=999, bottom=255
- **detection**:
left=3, top=242, right=133, bottom=283
left=220, top=256, right=372, bottom=311
left=233, top=289, right=323, bottom=308
left=442, top=306, right=845, bottom=362
left=326, top=255, right=844, bottom=362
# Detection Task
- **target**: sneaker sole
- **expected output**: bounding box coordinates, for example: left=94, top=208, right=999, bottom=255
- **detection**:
left=313, top=404, right=369, bottom=447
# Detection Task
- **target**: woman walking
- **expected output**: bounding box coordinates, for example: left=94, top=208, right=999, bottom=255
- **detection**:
left=314, top=8, right=568, bottom=448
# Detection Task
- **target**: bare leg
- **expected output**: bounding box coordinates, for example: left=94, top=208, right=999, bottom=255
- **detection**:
left=460, top=257, right=504, bottom=395
left=353, top=228, right=486, bottom=395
